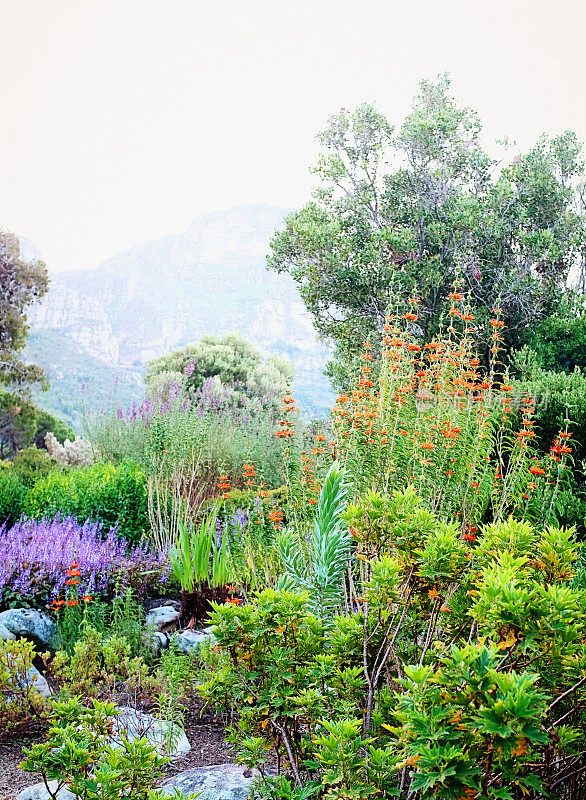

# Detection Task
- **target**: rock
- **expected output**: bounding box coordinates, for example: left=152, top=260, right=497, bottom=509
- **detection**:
left=112, top=706, right=190, bottom=759
left=26, top=665, right=52, bottom=699
left=0, top=621, right=15, bottom=641
left=18, top=781, right=75, bottom=800
left=171, top=629, right=213, bottom=656
left=149, top=630, right=169, bottom=655
left=146, top=606, right=181, bottom=632
left=161, top=764, right=258, bottom=799
left=0, top=608, right=56, bottom=648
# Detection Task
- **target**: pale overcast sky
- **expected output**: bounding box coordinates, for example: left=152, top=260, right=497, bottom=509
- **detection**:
left=2, top=0, right=585, bottom=272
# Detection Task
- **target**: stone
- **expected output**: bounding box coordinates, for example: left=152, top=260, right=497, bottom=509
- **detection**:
left=149, top=630, right=169, bottom=655
left=0, top=608, right=56, bottom=648
left=112, top=706, right=191, bottom=759
left=171, top=629, right=213, bottom=656
left=146, top=605, right=181, bottom=632
left=26, top=665, right=52, bottom=699
left=0, top=621, right=15, bottom=641
left=18, top=782, right=75, bottom=800
left=161, top=764, right=258, bottom=799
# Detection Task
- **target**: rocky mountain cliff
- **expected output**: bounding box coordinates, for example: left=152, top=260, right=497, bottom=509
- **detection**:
left=27, top=204, right=332, bottom=426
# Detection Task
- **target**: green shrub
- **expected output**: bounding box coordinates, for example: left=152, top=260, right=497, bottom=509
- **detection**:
left=33, top=408, right=76, bottom=448
left=20, top=696, right=196, bottom=799
left=0, top=469, right=27, bottom=524
left=24, top=460, right=149, bottom=541
left=10, top=446, right=59, bottom=488
left=0, top=638, right=48, bottom=738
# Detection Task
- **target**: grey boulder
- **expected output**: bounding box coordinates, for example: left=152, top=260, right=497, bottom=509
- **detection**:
left=112, top=706, right=191, bottom=759
left=25, top=665, right=52, bottom=699
left=0, top=608, right=56, bottom=647
left=18, top=782, right=75, bottom=800
left=0, top=620, right=15, bottom=641
left=146, top=606, right=181, bottom=632
left=171, top=629, right=213, bottom=656
left=162, top=764, right=257, bottom=799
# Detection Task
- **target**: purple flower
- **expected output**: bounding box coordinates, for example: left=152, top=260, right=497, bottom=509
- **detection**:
left=0, top=517, right=168, bottom=602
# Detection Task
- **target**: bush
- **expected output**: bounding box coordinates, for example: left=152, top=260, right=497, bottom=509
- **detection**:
left=0, top=517, right=167, bottom=609
left=10, top=446, right=59, bottom=488
left=0, top=638, right=47, bottom=738
left=20, top=696, right=196, bottom=799
left=0, top=469, right=27, bottom=524
left=200, top=492, right=586, bottom=799
left=25, top=460, right=149, bottom=541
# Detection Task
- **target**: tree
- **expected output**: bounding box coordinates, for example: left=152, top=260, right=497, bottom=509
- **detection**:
left=145, top=333, right=294, bottom=412
left=0, top=231, right=48, bottom=387
left=268, top=75, right=586, bottom=384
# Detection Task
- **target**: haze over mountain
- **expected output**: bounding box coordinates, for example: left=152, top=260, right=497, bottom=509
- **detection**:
left=25, top=204, right=332, bottom=427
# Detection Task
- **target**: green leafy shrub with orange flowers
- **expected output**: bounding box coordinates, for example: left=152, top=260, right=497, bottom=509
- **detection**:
left=201, top=484, right=586, bottom=800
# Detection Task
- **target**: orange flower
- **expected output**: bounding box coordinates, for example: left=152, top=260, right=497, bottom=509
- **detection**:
left=67, top=600, right=79, bottom=607
left=420, top=441, right=436, bottom=450
left=65, top=579, right=80, bottom=586
left=529, top=465, right=545, bottom=476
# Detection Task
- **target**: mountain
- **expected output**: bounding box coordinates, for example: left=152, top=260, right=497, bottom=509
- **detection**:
left=26, top=204, right=332, bottom=427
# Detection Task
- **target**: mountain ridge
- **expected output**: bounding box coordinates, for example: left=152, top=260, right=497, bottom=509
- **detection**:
left=26, top=204, right=332, bottom=425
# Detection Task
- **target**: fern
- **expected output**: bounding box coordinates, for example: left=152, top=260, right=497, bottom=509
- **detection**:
left=278, top=461, right=352, bottom=616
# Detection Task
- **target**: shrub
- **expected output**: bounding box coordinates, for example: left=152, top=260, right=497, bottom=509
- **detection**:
left=0, top=638, right=47, bottom=738
left=10, top=446, right=59, bottom=488
left=24, top=460, right=149, bottom=541
left=0, top=469, right=27, bottom=524
left=201, top=494, right=586, bottom=798
left=0, top=517, right=167, bottom=609
left=20, top=696, right=196, bottom=799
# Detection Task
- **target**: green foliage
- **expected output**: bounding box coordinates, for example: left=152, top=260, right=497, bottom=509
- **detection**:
left=145, top=332, right=293, bottom=412
left=154, top=641, right=199, bottom=756
left=278, top=462, right=353, bottom=615
left=0, top=231, right=49, bottom=389
left=268, top=77, right=586, bottom=382
left=0, top=468, right=27, bottom=524
left=202, top=498, right=586, bottom=798
left=0, top=638, right=48, bottom=738
left=391, top=646, right=550, bottom=799
left=0, top=389, right=39, bottom=456
left=200, top=589, right=365, bottom=787
left=10, top=446, right=59, bottom=488
left=33, top=407, right=76, bottom=447
left=51, top=625, right=158, bottom=701
left=524, top=310, right=586, bottom=373
left=25, top=460, right=149, bottom=540
left=20, top=696, right=195, bottom=799
left=170, top=506, right=229, bottom=592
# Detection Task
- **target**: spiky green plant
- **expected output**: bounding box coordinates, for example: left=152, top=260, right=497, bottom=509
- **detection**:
left=169, top=504, right=228, bottom=591
left=277, top=461, right=352, bottom=615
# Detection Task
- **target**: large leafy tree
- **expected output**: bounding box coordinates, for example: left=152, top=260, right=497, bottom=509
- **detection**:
left=0, top=231, right=49, bottom=454
left=0, top=231, right=49, bottom=387
left=268, top=76, right=586, bottom=383
left=145, top=333, right=293, bottom=412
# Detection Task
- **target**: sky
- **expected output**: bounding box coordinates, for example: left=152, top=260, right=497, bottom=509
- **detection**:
left=2, top=0, right=586, bottom=272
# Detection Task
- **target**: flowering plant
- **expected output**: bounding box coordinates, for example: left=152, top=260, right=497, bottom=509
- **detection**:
left=0, top=516, right=168, bottom=609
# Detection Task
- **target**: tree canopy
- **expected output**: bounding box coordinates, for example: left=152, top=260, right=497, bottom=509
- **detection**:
left=0, top=231, right=49, bottom=388
left=268, top=75, right=586, bottom=383
left=145, top=333, right=294, bottom=412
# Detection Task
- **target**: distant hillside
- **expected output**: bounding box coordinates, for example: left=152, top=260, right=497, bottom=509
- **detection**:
left=27, top=204, right=332, bottom=425
left=25, top=330, right=142, bottom=428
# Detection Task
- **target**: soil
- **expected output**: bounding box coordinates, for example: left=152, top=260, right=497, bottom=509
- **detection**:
left=0, top=696, right=231, bottom=800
